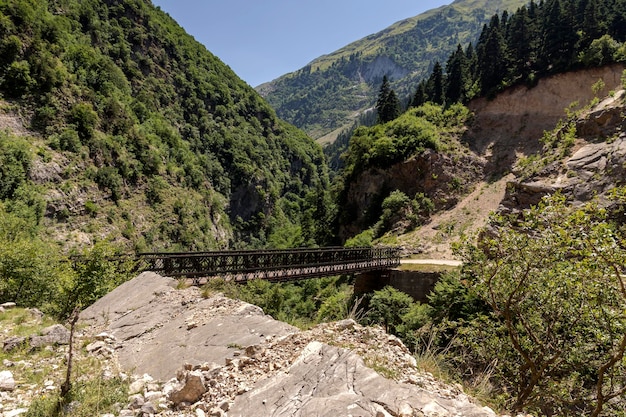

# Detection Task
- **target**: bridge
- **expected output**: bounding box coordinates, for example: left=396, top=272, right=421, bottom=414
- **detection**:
left=137, top=246, right=401, bottom=284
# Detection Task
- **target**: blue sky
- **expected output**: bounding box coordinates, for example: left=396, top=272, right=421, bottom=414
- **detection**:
left=152, top=0, right=452, bottom=87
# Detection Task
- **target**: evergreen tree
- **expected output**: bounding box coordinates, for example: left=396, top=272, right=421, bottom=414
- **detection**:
left=541, top=0, right=578, bottom=72
left=506, top=5, right=537, bottom=83
left=477, top=14, right=508, bottom=96
left=445, top=45, right=469, bottom=103
left=376, top=75, right=401, bottom=123
left=426, top=61, right=445, bottom=104
left=412, top=80, right=428, bottom=107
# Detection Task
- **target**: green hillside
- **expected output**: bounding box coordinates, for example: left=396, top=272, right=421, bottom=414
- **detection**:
left=257, top=0, right=527, bottom=140
left=0, top=0, right=331, bottom=252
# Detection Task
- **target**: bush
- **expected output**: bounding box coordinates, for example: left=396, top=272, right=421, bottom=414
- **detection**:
left=94, top=166, right=122, bottom=201
left=70, top=103, right=99, bottom=141
left=0, top=132, right=31, bottom=200
left=3, top=60, right=34, bottom=97
left=454, top=193, right=626, bottom=415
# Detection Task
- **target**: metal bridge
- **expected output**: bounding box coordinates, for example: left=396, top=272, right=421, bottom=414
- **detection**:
left=137, top=246, right=400, bottom=284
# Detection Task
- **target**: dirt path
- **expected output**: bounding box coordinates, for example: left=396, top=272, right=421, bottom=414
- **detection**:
left=400, top=259, right=462, bottom=266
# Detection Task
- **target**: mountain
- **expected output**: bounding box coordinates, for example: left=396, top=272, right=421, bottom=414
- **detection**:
left=0, top=0, right=330, bottom=252
left=257, top=0, right=527, bottom=142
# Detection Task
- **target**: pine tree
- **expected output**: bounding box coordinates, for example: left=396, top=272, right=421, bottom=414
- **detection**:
left=507, top=5, right=536, bottom=82
left=477, top=14, right=508, bottom=96
left=412, top=80, right=428, bottom=107
left=376, top=75, right=400, bottom=123
left=427, top=61, right=444, bottom=104
left=541, top=0, right=578, bottom=72
left=445, top=44, right=469, bottom=103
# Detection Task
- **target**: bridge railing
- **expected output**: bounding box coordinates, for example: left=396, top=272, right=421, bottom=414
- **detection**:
left=137, top=246, right=400, bottom=282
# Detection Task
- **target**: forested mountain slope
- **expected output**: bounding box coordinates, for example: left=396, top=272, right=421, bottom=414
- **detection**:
left=0, top=0, right=330, bottom=252
left=257, top=0, right=526, bottom=141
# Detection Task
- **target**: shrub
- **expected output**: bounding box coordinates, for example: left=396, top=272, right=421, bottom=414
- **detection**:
left=454, top=193, right=626, bottom=415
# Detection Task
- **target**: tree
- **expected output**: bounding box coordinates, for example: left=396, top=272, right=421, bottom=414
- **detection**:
left=376, top=75, right=400, bottom=123
left=506, top=5, right=537, bottom=82
left=477, top=14, right=508, bottom=96
left=365, top=286, right=414, bottom=334
left=456, top=193, right=626, bottom=416
left=445, top=45, right=469, bottom=104
left=541, top=0, right=578, bottom=72
left=427, top=61, right=444, bottom=104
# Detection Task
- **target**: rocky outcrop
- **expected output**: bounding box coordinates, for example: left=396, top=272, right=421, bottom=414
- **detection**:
left=500, top=90, right=626, bottom=213
left=78, top=273, right=503, bottom=416
left=340, top=149, right=484, bottom=239
left=467, top=64, right=625, bottom=175
left=80, top=272, right=296, bottom=381
left=3, top=323, right=70, bottom=352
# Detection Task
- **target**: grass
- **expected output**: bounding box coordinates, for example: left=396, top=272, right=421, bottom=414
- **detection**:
left=0, top=308, right=129, bottom=417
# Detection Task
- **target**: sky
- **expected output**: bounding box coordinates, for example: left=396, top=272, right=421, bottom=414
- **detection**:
left=152, top=0, right=453, bottom=87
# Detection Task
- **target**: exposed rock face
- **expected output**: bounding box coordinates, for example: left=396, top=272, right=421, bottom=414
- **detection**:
left=340, top=149, right=484, bottom=239
left=467, top=64, right=625, bottom=175
left=229, top=341, right=494, bottom=417
left=80, top=272, right=296, bottom=381
left=80, top=273, right=501, bottom=416
left=502, top=134, right=626, bottom=212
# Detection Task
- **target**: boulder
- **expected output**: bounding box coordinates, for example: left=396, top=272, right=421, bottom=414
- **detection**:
left=169, top=370, right=207, bottom=405
left=29, top=324, right=70, bottom=348
left=3, top=337, right=27, bottom=352
left=0, top=370, right=16, bottom=391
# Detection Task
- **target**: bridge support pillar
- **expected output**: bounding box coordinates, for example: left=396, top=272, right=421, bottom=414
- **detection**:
left=354, top=270, right=442, bottom=303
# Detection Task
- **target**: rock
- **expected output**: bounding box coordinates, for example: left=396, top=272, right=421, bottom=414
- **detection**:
left=27, top=308, right=44, bottom=320
left=94, top=332, right=116, bottom=342
left=140, top=402, right=157, bottom=414
left=3, top=336, right=27, bottom=352
left=398, top=403, right=415, bottom=417
left=80, top=273, right=297, bottom=381
left=0, top=370, right=16, bottom=391
left=30, top=324, right=70, bottom=348
left=334, top=318, right=357, bottom=331
left=228, top=341, right=497, bottom=417
left=169, top=370, right=207, bottom=405
left=128, top=394, right=144, bottom=410
left=4, top=409, right=28, bottom=417
left=129, top=379, right=146, bottom=395
left=86, top=341, right=106, bottom=353
left=1, top=302, right=16, bottom=309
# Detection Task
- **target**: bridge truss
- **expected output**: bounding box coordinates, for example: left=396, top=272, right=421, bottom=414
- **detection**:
left=138, top=246, right=400, bottom=284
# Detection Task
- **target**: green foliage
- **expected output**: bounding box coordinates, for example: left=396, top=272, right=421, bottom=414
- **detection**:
left=62, top=241, right=135, bottom=318
left=580, top=35, right=621, bottom=67
left=344, top=229, right=375, bottom=247
left=376, top=75, right=401, bottom=123
left=342, top=106, right=441, bottom=178
left=26, top=376, right=128, bottom=417
left=363, top=286, right=414, bottom=334
left=0, top=0, right=330, bottom=250
left=453, top=193, right=626, bottom=415
left=0, top=205, right=73, bottom=315
left=0, top=131, right=31, bottom=200
left=205, top=276, right=352, bottom=328
left=263, top=0, right=527, bottom=139
left=419, top=0, right=626, bottom=105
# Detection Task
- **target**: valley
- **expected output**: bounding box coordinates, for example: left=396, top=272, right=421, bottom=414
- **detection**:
left=1, top=0, right=626, bottom=416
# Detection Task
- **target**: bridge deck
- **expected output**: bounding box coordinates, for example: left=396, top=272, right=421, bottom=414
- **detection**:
left=138, top=246, right=400, bottom=284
